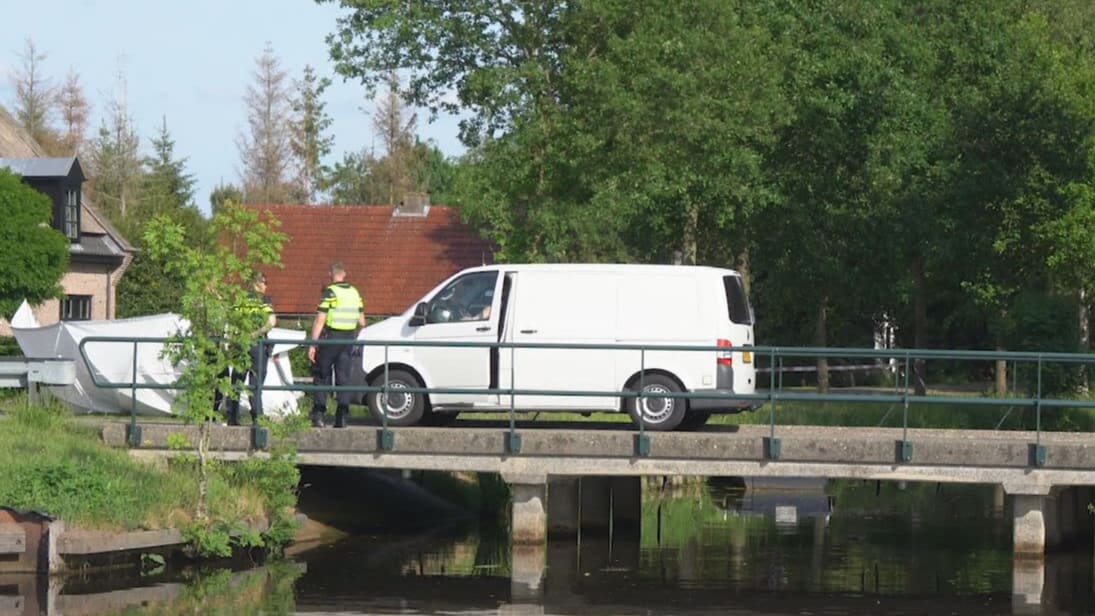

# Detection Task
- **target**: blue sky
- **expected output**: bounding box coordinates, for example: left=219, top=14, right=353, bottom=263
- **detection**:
left=0, top=0, right=466, bottom=213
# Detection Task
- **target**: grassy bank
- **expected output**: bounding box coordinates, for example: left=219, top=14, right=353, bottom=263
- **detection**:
left=0, top=396, right=291, bottom=541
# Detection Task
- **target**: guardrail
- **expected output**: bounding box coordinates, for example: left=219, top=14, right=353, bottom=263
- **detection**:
left=0, top=357, right=76, bottom=405
left=72, top=336, right=1095, bottom=462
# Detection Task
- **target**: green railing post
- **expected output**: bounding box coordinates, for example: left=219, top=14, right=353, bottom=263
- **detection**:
left=765, top=349, right=780, bottom=460
left=897, top=351, right=912, bottom=463
left=377, top=344, right=394, bottom=451
left=635, top=348, right=650, bottom=457
left=126, top=340, right=141, bottom=447
left=506, top=344, right=520, bottom=454
left=1031, top=356, right=1046, bottom=467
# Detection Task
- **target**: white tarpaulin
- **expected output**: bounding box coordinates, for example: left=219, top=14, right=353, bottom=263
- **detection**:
left=10, top=301, right=305, bottom=417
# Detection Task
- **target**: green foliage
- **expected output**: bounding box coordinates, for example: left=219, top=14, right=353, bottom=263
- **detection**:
left=143, top=201, right=286, bottom=522
left=321, top=0, right=1095, bottom=361
left=0, top=168, right=69, bottom=318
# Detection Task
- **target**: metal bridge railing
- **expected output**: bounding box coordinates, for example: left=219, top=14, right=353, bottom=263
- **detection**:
left=74, top=335, right=1095, bottom=462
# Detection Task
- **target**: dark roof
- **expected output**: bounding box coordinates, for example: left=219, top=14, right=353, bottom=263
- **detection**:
left=251, top=204, right=494, bottom=315
left=70, top=233, right=128, bottom=264
left=0, top=156, right=83, bottom=180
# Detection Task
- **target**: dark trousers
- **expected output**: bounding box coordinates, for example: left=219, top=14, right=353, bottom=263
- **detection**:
left=312, top=331, right=355, bottom=414
left=215, top=343, right=268, bottom=424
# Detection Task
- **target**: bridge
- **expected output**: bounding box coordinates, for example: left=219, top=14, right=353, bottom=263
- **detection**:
left=100, top=419, right=1095, bottom=561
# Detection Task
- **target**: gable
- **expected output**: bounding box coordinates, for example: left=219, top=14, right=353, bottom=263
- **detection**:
left=254, top=205, right=494, bottom=315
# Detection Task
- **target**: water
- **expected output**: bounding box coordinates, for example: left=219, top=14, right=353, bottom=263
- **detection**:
left=6, top=477, right=1094, bottom=615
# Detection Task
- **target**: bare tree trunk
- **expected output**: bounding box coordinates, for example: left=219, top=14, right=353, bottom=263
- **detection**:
left=995, top=355, right=1007, bottom=395
left=912, top=257, right=928, bottom=396
left=816, top=300, right=829, bottom=394
left=196, top=419, right=210, bottom=522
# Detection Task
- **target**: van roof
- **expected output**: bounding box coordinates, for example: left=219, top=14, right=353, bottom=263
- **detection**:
left=459, top=263, right=743, bottom=276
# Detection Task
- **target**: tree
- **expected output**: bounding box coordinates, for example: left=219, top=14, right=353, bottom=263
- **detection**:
left=210, top=182, right=244, bottom=215
left=56, top=70, right=91, bottom=156
left=116, top=118, right=206, bottom=318
left=289, top=65, right=334, bottom=203
left=0, top=169, right=69, bottom=318
left=88, top=77, right=142, bottom=223
left=238, top=43, right=293, bottom=204
left=143, top=202, right=286, bottom=522
left=371, top=72, right=420, bottom=205
left=9, top=39, right=59, bottom=152
left=323, top=150, right=380, bottom=204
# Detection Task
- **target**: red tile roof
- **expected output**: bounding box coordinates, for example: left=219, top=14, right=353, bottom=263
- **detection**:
left=250, top=204, right=494, bottom=316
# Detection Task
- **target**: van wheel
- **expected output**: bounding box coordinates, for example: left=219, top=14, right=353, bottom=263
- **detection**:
left=678, top=411, right=712, bottom=431
left=367, top=369, right=426, bottom=426
left=626, top=374, right=686, bottom=431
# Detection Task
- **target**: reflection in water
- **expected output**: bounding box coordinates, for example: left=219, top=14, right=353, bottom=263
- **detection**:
left=3, top=478, right=1093, bottom=615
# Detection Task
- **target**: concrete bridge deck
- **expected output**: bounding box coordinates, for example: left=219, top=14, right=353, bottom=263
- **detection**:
left=100, top=421, right=1095, bottom=566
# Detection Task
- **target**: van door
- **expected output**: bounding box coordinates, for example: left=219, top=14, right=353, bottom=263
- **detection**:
left=501, top=270, right=617, bottom=409
left=413, top=270, right=501, bottom=405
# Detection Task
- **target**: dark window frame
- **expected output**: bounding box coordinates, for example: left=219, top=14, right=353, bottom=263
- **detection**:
left=60, top=295, right=92, bottom=321
left=64, top=188, right=80, bottom=241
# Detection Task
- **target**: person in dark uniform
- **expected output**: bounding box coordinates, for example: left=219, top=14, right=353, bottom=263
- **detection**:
left=308, top=262, right=365, bottom=428
left=219, top=272, right=276, bottom=425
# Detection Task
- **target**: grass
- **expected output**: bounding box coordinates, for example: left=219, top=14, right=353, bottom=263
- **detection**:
left=0, top=395, right=270, bottom=531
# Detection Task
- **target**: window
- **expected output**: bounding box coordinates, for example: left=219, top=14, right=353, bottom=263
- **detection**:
left=426, top=272, right=498, bottom=323
left=723, top=275, right=753, bottom=325
left=64, top=189, right=80, bottom=240
left=60, top=295, right=91, bottom=321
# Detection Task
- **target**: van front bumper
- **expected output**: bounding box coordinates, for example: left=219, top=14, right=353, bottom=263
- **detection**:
left=689, top=390, right=760, bottom=412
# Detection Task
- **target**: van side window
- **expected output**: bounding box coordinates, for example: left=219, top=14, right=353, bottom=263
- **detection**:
left=426, top=271, right=499, bottom=324
left=723, top=276, right=753, bottom=325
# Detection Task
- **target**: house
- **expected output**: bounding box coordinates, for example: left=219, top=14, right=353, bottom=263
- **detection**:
left=0, top=156, right=134, bottom=334
left=251, top=198, right=494, bottom=319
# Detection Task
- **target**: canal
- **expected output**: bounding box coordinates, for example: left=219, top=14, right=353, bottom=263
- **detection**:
left=8, top=473, right=1094, bottom=615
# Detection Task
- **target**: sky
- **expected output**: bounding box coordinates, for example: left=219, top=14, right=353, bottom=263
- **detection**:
left=0, top=0, right=466, bottom=214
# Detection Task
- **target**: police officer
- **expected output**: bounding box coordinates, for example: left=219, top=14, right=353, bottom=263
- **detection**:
left=308, top=261, right=365, bottom=428
left=218, top=272, right=276, bottom=425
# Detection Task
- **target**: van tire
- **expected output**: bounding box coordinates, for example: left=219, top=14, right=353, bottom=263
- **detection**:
left=366, top=369, right=426, bottom=426
left=626, top=374, right=687, bottom=431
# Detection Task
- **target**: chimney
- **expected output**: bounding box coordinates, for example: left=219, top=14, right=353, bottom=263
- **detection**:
left=394, top=191, right=430, bottom=217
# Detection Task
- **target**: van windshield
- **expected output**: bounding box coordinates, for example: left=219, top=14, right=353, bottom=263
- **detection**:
left=723, top=276, right=753, bottom=325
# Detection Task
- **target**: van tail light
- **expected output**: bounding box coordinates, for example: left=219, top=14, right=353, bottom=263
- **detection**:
left=717, top=339, right=733, bottom=366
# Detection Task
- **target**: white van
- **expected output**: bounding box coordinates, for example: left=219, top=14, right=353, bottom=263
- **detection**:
left=356, top=264, right=756, bottom=431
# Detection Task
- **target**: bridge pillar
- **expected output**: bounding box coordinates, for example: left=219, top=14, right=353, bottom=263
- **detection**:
left=547, top=477, right=580, bottom=536
left=504, top=472, right=547, bottom=545
left=503, top=472, right=547, bottom=603
left=1010, top=493, right=1047, bottom=558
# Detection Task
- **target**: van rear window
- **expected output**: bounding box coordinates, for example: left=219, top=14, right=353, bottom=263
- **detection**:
left=723, top=276, right=753, bottom=325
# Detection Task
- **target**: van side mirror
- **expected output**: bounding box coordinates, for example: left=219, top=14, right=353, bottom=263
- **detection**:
left=409, top=302, right=428, bottom=327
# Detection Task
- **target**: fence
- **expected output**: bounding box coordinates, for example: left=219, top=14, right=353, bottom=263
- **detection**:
left=74, top=336, right=1095, bottom=460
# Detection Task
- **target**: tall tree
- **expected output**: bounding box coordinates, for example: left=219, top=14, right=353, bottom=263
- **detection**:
left=238, top=43, right=293, bottom=204
left=0, top=168, right=70, bottom=318
left=371, top=72, right=420, bottom=205
left=88, top=79, right=142, bottom=223
left=55, top=70, right=90, bottom=156
left=289, top=65, right=334, bottom=203
left=9, top=39, right=59, bottom=152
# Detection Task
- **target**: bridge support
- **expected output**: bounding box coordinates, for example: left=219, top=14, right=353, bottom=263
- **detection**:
left=502, top=471, right=547, bottom=603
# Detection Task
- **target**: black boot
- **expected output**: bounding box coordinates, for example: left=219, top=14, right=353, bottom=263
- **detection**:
left=226, top=403, right=240, bottom=426
left=334, top=406, right=348, bottom=428
left=310, top=410, right=325, bottom=428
